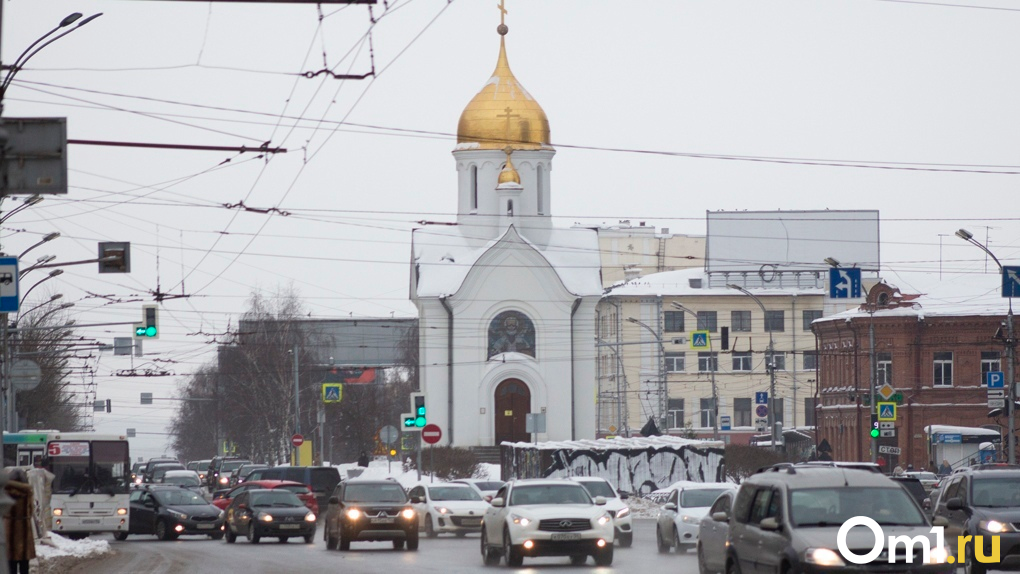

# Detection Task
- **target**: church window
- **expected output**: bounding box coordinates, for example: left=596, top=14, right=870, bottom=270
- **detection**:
left=537, top=165, right=545, bottom=215
left=470, top=165, right=478, bottom=211
left=488, top=311, right=536, bottom=360
left=507, top=199, right=514, bottom=216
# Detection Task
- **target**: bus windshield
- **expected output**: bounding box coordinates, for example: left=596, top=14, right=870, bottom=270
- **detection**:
left=50, top=440, right=130, bottom=495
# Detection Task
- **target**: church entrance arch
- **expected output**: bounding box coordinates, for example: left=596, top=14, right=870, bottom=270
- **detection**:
left=494, top=379, right=531, bottom=444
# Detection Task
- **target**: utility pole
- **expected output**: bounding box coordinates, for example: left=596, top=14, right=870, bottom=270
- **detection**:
left=869, top=310, right=877, bottom=464
left=293, top=344, right=300, bottom=465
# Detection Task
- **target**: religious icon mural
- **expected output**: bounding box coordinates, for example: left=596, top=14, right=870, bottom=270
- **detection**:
left=487, top=310, right=536, bottom=359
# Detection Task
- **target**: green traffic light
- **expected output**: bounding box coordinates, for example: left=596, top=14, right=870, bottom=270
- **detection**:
left=415, top=416, right=426, bottom=427
left=417, top=406, right=426, bottom=416
left=403, top=418, right=415, bottom=428
left=870, top=428, right=880, bottom=438
left=145, top=326, right=157, bottom=337
left=135, top=327, right=146, bottom=336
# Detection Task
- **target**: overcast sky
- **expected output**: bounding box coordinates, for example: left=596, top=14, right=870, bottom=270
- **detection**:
left=2, top=0, right=1018, bottom=460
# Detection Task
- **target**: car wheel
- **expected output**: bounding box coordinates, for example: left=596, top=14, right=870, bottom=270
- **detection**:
left=455, top=531, right=468, bottom=538
left=594, top=545, right=613, bottom=567
left=569, top=555, right=586, bottom=565
left=304, top=533, right=314, bottom=544
left=482, top=528, right=500, bottom=566
left=673, top=527, right=687, bottom=553
left=209, top=531, right=224, bottom=541
left=656, top=525, right=670, bottom=553
left=248, top=522, right=260, bottom=544
left=617, top=531, right=632, bottom=548
left=503, top=528, right=523, bottom=567
left=326, top=527, right=338, bottom=550
left=425, top=514, right=438, bottom=538
left=726, top=557, right=742, bottom=574
left=339, top=526, right=350, bottom=551
left=393, top=539, right=405, bottom=550
left=155, top=519, right=173, bottom=541
left=113, top=532, right=129, bottom=541
left=279, top=537, right=289, bottom=543
left=225, top=526, right=237, bottom=544
left=406, top=530, right=419, bottom=551
left=964, top=547, right=988, bottom=574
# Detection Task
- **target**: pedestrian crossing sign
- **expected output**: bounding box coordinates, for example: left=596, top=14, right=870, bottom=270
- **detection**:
left=877, top=402, right=896, bottom=421
left=323, top=383, right=343, bottom=404
left=690, top=331, right=710, bottom=349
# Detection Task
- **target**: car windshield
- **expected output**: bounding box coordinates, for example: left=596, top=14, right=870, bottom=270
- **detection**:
left=164, top=476, right=200, bottom=487
left=578, top=481, right=616, bottom=499
left=429, top=486, right=482, bottom=501
left=155, top=489, right=207, bottom=506
left=251, top=491, right=303, bottom=507
left=240, top=466, right=267, bottom=478
left=790, top=487, right=925, bottom=527
left=680, top=488, right=730, bottom=508
left=221, top=460, right=250, bottom=472
left=278, top=485, right=311, bottom=496
left=510, top=484, right=592, bottom=505
left=972, top=477, right=1020, bottom=507
left=344, top=484, right=407, bottom=503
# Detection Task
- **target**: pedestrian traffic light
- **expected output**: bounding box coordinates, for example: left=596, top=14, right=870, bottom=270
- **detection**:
left=411, top=393, right=426, bottom=428
left=870, top=413, right=880, bottom=439
left=134, top=304, right=159, bottom=339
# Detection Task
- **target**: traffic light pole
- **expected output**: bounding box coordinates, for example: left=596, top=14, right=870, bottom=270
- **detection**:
left=869, top=312, right=877, bottom=464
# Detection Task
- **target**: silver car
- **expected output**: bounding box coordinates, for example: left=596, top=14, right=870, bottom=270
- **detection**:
left=696, top=490, right=736, bottom=574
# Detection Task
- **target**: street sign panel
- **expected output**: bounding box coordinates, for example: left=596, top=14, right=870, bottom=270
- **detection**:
left=987, top=371, right=1005, bottom=388
left=829, top=268, right=862, bottom=299
left=720, top=415, right=732, bottom=431
left=690, top=331, right=710, bottom=349
left=989, top=398, right=1006, bottom=408
left=755, top=404, right=769, bottom=418
left=291, top=434, right=304, bottom=448
left=1003, top=266, right=1020, bottom=298
left=880, top=429, right=896, bottom=438
left=877, top=402, right=897, bottom=421
left=879, top=422, right=894, bottom=430
left=877, top=384, right=895, bottom=401
left=0, top=257, right=19, bottom=312
left=422, top=424, right=442, bottom=445
left=322, top=383, right=343, bottom=403
left=988, top=389, right=1005, bottom=399
left=755, top=392, right=768, bottom=405
left=878, top=445, right=902, bottom=455
left=379, top=425, right=399, bottom=445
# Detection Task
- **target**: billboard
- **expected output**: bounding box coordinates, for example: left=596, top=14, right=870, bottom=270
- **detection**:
left=705, top=210, right=880, bottom=274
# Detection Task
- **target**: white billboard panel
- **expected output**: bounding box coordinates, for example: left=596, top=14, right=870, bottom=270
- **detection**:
left=705, top=210, right=880, bottom=273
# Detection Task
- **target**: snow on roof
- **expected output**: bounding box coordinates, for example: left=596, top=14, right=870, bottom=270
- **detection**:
left=501, top=435, right=724, bottom=450
left=925, top=425, right=1001, bottom=436
left=605, top=267, right=824, bottom=298
left=413, top=224, right=602, bottom=298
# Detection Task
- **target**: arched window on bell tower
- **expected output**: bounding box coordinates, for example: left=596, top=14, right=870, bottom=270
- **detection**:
left=536, top=164, right=545, bottom=215
left=470, top=165, right=478, bottom=211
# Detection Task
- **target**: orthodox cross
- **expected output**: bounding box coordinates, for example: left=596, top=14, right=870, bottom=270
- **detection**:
left=497, top=106, right=520, bottom=145
left=498, top=0, right=507, bottom=26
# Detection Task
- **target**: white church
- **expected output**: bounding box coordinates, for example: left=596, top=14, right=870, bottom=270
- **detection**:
left=410, top=13, right=602, bottom=447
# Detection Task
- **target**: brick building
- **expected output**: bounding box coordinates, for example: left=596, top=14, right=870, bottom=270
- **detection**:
left=812, top=279, right=1014, bottom=470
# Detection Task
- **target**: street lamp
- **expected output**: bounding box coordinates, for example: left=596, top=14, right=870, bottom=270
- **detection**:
left=0, top=13, right=102, bottom=107
left=671, top=302, right=719, bottom=440
left=18, top=232, right=59, bottom=259
left=956, top=228, right=1016, bottom=464
left=626, top=317, right=667, bottom=432
left=0, top=196, right=43, bottom=224
left=726, top=284, right=779, bottom=449
left=17, top=293, right=61, bottom=322
left=18, top=269, right=62, bottom=304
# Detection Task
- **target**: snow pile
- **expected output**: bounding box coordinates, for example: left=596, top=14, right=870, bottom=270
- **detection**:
left=35, top=532, right=110, bottom=561
left=333, top=459, right=501, bottom=489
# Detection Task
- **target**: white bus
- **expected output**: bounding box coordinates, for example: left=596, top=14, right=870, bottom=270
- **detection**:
left=46, top=432, right=131, bottom=537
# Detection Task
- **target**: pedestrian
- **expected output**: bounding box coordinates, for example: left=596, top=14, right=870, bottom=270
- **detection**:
left=357, top=451, right=369, bottom=467
left=5, top=468, right=36, bottom=574
left=969, top=457, right=977, bottom=466
left=938, top=459, right=952, bottom=475
left=906, top=464, right=914, bottom=472
left=26, top=456, right=54, bottom=534
left=893, top=464, right=904, bottom=476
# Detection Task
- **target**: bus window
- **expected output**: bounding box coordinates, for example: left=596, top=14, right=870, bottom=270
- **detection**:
left=93, top=441, right=130, bottom=494
left=51, top=455, right=90, bottom=494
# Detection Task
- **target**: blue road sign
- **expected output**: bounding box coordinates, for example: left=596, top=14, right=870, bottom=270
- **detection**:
left=691, top=331, right=709, bottom=349
left=1003, top=266, right=1020, bottom=298
left=0, top=257, right=19, bottom=313
left=755, top=404, right=769, bottom=418
left=755, top=391, right=768, bottom=404
left=829, top=268, right=862, bottom=299
left=877, top=402, right=896, bottom=421
left=322, top=383, right=343, bottom=404
left=987, top=371, right=1005, bottom=388
left=720, top=415, right=731, bottom=431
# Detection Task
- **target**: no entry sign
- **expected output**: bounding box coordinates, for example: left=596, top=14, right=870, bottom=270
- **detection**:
left=291, top=434, right=304, bottom=448
left=422, top=424, right=442, bottom=445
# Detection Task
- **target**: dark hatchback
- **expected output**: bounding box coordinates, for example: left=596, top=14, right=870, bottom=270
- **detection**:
left=225, top=489, right=316, bottom=544
left=324, top=479, right=418, bottom=551
left=116, top=486, right=224, bottom=541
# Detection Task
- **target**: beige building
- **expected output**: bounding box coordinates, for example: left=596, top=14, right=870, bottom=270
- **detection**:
left=597, top=267, right=827, bottom=444
left=596, top=221, right=705, bottom=288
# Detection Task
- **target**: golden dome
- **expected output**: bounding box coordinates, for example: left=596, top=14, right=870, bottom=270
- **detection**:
left=457, top=35, right=551, bottom=150
left=497, top=147, right=521, bottom=185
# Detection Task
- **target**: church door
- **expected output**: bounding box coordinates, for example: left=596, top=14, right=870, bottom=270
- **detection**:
left=494, top=379, right=531, bottom=444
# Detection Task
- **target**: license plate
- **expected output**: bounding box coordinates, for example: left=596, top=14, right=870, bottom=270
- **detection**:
left=462, top=519, right=481, bottom=526
left=551, top=533, right=581, bottom=541
left=279, top=524, right=301, bottom=530
left=81, top=519, right=101, bottom=525
left=196, top=524, right=214, bottom=530
left=371, top=517, right=395, bottom=524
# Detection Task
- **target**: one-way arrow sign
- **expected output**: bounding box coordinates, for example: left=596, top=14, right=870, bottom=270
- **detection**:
left=1004, top=266, right=1020, bottom=298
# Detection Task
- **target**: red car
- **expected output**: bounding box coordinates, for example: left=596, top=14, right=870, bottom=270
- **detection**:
left=211, top=480, right=319, bottom=516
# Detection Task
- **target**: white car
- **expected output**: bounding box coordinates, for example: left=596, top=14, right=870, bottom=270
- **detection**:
left=570, top=477, right=634, bottom=547
left=407, top=483, right=489, bottom=537
left=450, top=479, right=504, bottom=502
left=654, top=481, right=736, bottom=554
left=481, top=479, right=614, bottom=567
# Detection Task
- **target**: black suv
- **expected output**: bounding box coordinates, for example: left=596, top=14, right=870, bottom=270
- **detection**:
left=323, top=478, right=418, bottom=551
left=932, top=466, right=1020, bottom=574
left=116, top=485, right=224, bottom=541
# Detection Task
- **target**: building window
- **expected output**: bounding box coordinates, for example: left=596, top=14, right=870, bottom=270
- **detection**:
left=666, top=398, right=684, bottom=429
left=933, top=352, right=953, bottom=387
left=764, top=310, right=785, bottom=332
left=664, top=311, right=685, bottom=333
left=773, top=398, right=784, bottom=425
left=769, top=352, right=786, bottom=371
left=802, top=310, right=822, bottom=331
left=877, top=352, right=892, bottom=386
left=803, top=351, right=818, bottom=371
left=981, top=351, right=1002, bottom=385
left=804, top=397, right=817, bottom=426
left=470, top=165, right=478, bottom=210
left=733, top=351, right=753, bottom=371
left=697, top=311, right=718, bottom=332
left=731, top=310, right=751, bottom=332
left=698, top=352, right=718, bottom=372
left=537, top=164, right=545, bottom=215
left=700, top=398, right=716, bottom=428
left=734, top=398, right=752, bottom=427
left=665, top=352, right=685, bottom=373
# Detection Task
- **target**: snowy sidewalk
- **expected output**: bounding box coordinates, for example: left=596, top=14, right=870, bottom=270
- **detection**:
left=32, top=533, right=110, bottom=574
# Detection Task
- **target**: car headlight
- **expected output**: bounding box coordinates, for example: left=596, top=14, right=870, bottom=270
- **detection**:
left=52, top=509, right=63, bottom=517
left=510, top=514, right=531, bottom=527
left=259, top=513, right=273, bottom=523
left=929, top=545, right=950, bottom=564
left=804, top=548, right=845, bottom=567
left=305, top=513, right=316, bottom=522
left=219, top=476, right=229, bottom=485
left=401, top=508, right=415, bottom=520
left=117, top=508, right=128, bottom=516
left=615, top=507, right=630, bottom=519
left=167, top=509, right=188, bottom=520
left=346, top=508, right=362, bottom=520
left=434, top=506, right=450, bottom=515
left=597, top=513, right=612, bottom=526
left=681, top=514, right=700, bottom=524
left=980, top=519, right=1014, bottom=533
left=134, top=477, right=142, bottom=484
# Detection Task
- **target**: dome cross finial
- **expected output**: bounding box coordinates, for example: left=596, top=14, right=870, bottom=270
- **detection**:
left=497, top=0, right=509, bottom=35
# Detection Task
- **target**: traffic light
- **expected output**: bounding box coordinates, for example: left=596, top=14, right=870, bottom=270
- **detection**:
left=402, top=412, right=417, bottom=429
left=869, top=413, right=880, bottom=439
left=134, top=305, right=159, bottom=339
left=412, top=393, right=426, bottom=428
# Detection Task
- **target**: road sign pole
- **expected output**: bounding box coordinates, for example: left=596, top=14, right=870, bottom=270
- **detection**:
left=869, top=313, right=877, bottom=464
left=1007, top=303, right=1015, bottom=464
